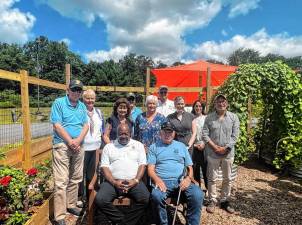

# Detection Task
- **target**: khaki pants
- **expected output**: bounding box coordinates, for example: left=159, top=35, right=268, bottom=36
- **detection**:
left=52, top=143, right=84, bottom=221
left=207, top=155, right=234, bottom=203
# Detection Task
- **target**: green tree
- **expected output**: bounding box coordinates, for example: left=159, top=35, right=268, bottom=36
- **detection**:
left=228, top=48, right=261, bottom=66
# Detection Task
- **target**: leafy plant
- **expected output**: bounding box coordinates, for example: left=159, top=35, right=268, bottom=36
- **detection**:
left=217, top=61, right=302, bottom=168
left=0, top=161, right=54, bottom=224
left=5, top=211, right=30, bottom=225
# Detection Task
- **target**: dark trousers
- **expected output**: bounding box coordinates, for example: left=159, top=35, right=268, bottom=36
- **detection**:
left=95, top=180, right=150, bottom=225
left=79, top=150, right=97, bottom=201
left=192, top=147, right=208, bottom=189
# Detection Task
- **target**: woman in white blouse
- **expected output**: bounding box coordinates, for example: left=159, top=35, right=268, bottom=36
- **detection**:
left=191, top=100, right=207, bottom=189
left=80, top=89, right=104, bottom=202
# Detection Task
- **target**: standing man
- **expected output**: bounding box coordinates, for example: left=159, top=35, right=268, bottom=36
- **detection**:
left=95, top=123, right=150, bottom=225
left=50, top=80, right=89, bottom=225
left=127, top=92, right=142, bottom=122
left=156, top=85, right=175, bottom=117
left=148, top=121, right=203, bottom=225
left=202, top=94, right=240, bottom=214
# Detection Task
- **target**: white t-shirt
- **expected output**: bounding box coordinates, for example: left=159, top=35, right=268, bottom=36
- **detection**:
left=82, top=108, right=103, bottom=151
left=194, top=115, right=206, bottom=144
left=156, top=99, right=175, bottom=117
left=100, top=139, right=146, bottom=180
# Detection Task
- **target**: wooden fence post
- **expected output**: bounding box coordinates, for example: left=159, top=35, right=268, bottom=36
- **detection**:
left=20, top=70, right=32, bottom=169
left=145, top=67, right=151, bottom=97
left=198, top=72, right=203, bottom=100
left=65, top=64, right=71, bottom=89
left=206, top=67, right=212, bottom=112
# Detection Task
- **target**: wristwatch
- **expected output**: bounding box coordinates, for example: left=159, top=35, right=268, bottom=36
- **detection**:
left=133, top=178, right=139, bottom=184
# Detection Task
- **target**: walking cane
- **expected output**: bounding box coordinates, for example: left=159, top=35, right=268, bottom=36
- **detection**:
left=172, top=168, right=187, bottom=225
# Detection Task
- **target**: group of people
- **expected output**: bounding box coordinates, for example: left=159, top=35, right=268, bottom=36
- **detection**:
left=50, top=80, right=240, bottom=225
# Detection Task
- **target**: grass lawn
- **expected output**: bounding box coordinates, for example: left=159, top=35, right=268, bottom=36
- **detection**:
left=0, top=107, right=114, bottom=125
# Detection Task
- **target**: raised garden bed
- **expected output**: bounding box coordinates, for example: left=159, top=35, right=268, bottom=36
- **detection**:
left=0, top=160, right=53, bottom=225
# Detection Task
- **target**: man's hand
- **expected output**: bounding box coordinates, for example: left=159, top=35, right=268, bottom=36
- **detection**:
left=214, top=146, right=227, bottom=155
left=154, top=178, right=167, bottom=192
left=113, top=180, right=128, bottom=192
left=194, top=143, right=205, bottom=151
left=68, top=138, right=82, bottom=152
left=124, top=179, right=138, bottom=191
left=179, top=176, right=191, bottom=191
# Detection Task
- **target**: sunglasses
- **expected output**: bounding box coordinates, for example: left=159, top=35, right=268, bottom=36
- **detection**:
left=160, top=91, right=167, bottom=94
left=70, top=88, right=82, bottom=93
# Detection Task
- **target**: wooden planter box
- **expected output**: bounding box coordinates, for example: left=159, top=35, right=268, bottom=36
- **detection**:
left=24, top=193, right=54, bottom=225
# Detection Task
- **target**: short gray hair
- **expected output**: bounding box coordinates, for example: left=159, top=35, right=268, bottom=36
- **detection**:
left=145, top=95, right=158, bottom=106
left=83, top=89, right=96, bottom=98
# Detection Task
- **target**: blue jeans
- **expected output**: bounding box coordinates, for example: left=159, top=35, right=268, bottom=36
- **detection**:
left=151, top=179, right=203, bottom=225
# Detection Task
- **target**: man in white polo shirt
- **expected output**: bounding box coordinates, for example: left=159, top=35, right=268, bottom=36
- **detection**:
left=156, top=85, right=175, bottom=117
left=95, top=123, right=149, bottom=225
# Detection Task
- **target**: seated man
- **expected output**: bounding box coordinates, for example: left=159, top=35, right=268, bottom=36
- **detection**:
left=148, top=121, right=204, bottom=225
left=95, top=124, right=150, bottom=225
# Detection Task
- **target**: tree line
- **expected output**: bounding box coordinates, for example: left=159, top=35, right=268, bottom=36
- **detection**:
left=0, top=36, right=301, bottom=106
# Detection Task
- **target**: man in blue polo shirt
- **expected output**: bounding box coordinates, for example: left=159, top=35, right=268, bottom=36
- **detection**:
left=50, top=80, right=89, bottom=225
left=147, top=121, right=203, bottom=225
left=127, top=92, right=142, bottom=122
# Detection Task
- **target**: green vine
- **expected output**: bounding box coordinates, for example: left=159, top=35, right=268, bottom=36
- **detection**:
left=217, top=61, right=302, bottom=168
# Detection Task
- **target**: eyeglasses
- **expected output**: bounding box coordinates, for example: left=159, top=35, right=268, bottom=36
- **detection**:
left=70, top=88, right=82, bottom=93
left=160, top=91, right=167, bottom=94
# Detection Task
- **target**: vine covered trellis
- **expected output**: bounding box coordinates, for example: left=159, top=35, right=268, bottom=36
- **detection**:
left=217, top=61, right=302, bottom=169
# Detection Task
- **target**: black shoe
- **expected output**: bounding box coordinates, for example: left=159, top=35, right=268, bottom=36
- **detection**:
left=206, top=200, right=216, bottom=213
left=220, top=201, right=235, bottom=214
left=67, top=207, right=83, bottom=217
left=54, top=219, right=66, bottom=225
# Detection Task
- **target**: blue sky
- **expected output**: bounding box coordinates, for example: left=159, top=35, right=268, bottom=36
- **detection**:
left=1, top=0, right=302, bottom=64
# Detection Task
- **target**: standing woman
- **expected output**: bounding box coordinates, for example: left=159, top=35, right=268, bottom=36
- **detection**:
left=167, top=96, right=196, bottom=154
left=80, top=89, right=104, bottom=202
left=134, top=95, right=166, bottom=150
left=103, top=98, right=133, bottom=144
left=191, top=100, right=207, bottom=188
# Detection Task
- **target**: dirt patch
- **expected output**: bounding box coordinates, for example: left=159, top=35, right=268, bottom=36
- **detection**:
left=48, top=158, right=302, bottom=225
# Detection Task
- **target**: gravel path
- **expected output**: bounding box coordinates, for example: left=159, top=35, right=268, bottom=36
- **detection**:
left=49, top=158, right=302, bottom=225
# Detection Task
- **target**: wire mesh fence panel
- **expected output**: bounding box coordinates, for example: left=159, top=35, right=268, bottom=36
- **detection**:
left=0, top=80, right=23, bottom=153
left=29, top=86, right=66, bottom=140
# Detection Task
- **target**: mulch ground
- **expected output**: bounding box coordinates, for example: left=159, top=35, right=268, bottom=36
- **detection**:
left=49, top=157, right=302, bottom=225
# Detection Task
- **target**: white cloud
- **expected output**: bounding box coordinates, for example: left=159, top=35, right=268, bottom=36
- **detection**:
left=221, top=29, right=228, bottom=36
left=37, top=0, right=222, bottom=64
left=85, top=46, right=129, bottom=62
left=191, top=28, right=302, bottom=63
left=0, top=0, right=35, bottom=44
left=36, top=0, right=263, bottom=63
left=226, top=0, right=261, bottom=18
left=60, top=38, right=71, bottom=46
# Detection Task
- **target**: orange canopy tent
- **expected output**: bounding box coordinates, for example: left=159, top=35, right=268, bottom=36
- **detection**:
left=151, top=60, right=237, bottom=104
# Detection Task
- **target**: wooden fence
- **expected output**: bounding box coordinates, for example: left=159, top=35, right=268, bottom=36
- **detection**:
left=0, top=65, right=218, bottom=169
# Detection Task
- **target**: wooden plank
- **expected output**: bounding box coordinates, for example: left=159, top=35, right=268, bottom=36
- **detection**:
left=0, top=147, right=23, bottom=166
left=28, top=76, right=66, bottom=90
left=31, top=136, right=52, bottom=157
left=65, top=64, right=71, bottom=87
left=32, top=150, right=52, bottom=165
left=20, top=70, right=32, bottom=169
left=24, top=194, right=54, bottom=225
left=85, top=86, right=145, bottom=92
left=0, top=69, right=21, bottom=81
